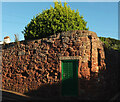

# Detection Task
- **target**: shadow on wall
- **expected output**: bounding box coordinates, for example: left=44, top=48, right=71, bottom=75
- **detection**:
left=23, top=48, right=120, bottom=101
left=24, top=82, right=61, bottom=99
left=103, top=48, right=120, bottom=94
left=23, top=77, right=118, bottom=100
left=23, top=79, right=87, bottom=100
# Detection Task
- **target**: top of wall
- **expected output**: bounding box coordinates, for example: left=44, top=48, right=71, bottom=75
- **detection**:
left=2, top=30, right=102, bottom=50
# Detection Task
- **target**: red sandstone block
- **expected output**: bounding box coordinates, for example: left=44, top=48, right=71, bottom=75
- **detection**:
left=64, top=51, right=69, bottom=56
left=80, top=37, right=87, bottom=42
left=85, top=50, right=90, bottom=55
left=81, top=62, right=88, bottom=68
left=80, top=69, right=90, bottom=78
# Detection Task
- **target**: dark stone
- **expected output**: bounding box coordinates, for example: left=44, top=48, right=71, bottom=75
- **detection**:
left=34, top=40, right=38, bottom=43
left=21, top=71, right=29, bottom=77
left=33, top=49, right=36, bottom=54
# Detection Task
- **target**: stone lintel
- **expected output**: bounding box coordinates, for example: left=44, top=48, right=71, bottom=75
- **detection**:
left=59, top=56, right=81, bottom=60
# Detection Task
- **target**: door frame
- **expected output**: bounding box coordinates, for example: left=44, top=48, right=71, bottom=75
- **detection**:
left=59, top=56, right=81, bottom=97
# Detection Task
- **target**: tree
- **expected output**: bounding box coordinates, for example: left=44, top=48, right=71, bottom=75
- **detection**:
left=22, top=1, right=89, bottom=40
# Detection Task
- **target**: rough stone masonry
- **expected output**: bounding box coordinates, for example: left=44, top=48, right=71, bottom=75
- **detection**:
left=2, top=30, right=106, bottom=96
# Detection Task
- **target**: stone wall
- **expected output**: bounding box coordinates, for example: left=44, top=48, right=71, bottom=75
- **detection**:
left=2, top=30, right=106, bottom=96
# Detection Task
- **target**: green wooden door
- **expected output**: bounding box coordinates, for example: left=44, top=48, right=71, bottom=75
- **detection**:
left=61, top=60, right=78, bottom=96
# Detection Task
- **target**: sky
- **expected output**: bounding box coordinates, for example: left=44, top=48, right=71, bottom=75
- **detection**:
left=1, top=1, right=119, bottom=42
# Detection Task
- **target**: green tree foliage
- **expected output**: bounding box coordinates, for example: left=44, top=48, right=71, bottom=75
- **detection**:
left=99, top=37, right=120, bottom=52
left=22, top=1, right=88, bottom=40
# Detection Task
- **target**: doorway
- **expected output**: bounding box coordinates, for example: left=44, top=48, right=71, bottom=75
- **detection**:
left=61, top=60, right=78, bottom=96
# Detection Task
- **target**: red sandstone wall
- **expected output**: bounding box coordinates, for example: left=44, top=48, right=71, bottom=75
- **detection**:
left=2, top=30, right=105, bottom=96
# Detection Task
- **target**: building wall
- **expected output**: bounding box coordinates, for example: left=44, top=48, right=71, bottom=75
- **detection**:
left=2, top=30, right=106, bottom=96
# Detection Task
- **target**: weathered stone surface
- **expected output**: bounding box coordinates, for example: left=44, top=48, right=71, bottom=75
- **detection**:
left=18, top=51, right=25, bottom=56
left=62, top=37, right=70, bottom=43
left=2, top=30, right=106, bottom=96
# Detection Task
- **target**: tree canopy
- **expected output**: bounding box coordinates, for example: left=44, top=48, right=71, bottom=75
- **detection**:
left=22, top=1, right=89, bottom=40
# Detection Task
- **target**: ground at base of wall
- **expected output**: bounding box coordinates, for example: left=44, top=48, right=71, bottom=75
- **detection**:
left=2, top=87, right=119, bottom=102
